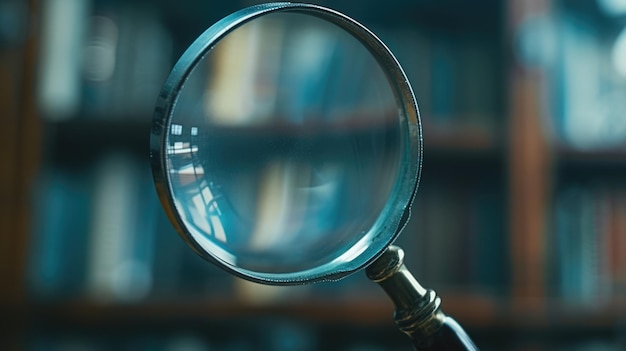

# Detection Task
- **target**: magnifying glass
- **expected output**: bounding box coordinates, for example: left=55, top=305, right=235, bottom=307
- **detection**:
left=151, top=3, right=478, bottom=350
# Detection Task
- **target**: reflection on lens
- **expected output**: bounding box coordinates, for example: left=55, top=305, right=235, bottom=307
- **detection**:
left=165, top=12, right=402, bottom=276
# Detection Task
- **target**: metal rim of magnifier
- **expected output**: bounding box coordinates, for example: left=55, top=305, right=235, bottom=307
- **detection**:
left=150, top=2, right=423, bottom=285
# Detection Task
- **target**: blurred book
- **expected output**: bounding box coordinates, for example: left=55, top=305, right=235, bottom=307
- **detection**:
left=38, top=0, right=173, bottom=120
left=37, top=0, right=90, bottom=120
left=95, top=5, right=172, bottom=118
left=380, top=27, right=499, bottom=134
left=402, top=179, right=507, bottom=296
left=85, top=151, right=152, bottom=302
left=550, top=183, right=626, bottom=304
left=27, top=168, right=92, bottom=299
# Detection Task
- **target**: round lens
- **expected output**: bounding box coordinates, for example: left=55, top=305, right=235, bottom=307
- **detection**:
left=152, top=4, right=421, bottom=284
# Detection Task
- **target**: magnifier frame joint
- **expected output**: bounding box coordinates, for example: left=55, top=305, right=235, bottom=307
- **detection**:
left=395, top=289, right=446, bottom=339
left=366, top=246, right=446, bottom=340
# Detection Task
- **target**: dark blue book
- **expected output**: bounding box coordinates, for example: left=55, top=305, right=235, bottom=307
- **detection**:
left=27, top=168, right=92, bottom=300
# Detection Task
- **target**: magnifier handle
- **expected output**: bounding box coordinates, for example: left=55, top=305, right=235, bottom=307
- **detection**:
left=366, top=246, right=479, bottom=351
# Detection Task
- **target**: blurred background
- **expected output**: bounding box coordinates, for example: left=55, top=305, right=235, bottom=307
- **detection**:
left=2, top=0, right=626, bottom=350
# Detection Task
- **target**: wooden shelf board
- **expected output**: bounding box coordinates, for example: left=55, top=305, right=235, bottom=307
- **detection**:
left=4, top=295, right=625, bottom=333
left=5, top=295, right=504, bottom=329
left=557, top=145, right=626, bottom=164
left=43, top=117, right=504, bottom=161
left=422, top=121, right=501, bottom=153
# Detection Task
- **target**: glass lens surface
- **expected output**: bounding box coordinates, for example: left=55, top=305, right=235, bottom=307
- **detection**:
left=165, top=12, right=402, bottom=276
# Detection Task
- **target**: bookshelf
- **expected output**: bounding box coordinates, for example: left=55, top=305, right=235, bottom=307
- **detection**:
left=3, top=0, right=626, bottom=350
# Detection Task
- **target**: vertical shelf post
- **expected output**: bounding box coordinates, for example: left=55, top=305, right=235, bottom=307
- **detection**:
left=0, top=0, right=41, bottom=350
left=507, top=0, right=553, bottom=311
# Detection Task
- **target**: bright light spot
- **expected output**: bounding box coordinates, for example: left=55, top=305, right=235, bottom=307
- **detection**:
left=210, top=216, right=227, bottom=243
left=514, top=14, right=557, bottom=68
left=612, top=26, right=626, bottom=77
left=191, top=127, right=198, bottom=136
left=598, top=0, right=626, bottom=15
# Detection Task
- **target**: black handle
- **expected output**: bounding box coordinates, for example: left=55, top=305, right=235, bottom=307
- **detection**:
left=366, top=246, right=479, bottom=351
left=413, top=316, right=478, bottom=350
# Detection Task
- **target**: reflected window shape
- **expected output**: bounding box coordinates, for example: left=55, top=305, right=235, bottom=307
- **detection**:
left=173, top=163, right=205, bottom=187
left=189, top=185, right=226, bottom=243
left=167, top=142, right=198, bottom=155
left=171, top=124, right=183, bottom=135
left=176, top=163, right=205, bottom=176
